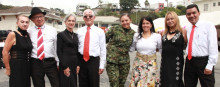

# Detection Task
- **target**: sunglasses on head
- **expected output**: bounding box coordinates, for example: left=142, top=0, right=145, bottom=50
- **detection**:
left=83, top=15, right=93, bottom=19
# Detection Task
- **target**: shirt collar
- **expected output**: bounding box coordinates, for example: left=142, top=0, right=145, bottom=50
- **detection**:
left=194, top=19, right=201, bottom=27
left=85, top=24, right=95, bottom=29
left=65, top=29, right=73, bottom=34
left=35, top=25, right=45, bottom=29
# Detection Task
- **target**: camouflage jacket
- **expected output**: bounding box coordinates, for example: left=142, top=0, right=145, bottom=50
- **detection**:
left=106, top=25, right=135, bottom=64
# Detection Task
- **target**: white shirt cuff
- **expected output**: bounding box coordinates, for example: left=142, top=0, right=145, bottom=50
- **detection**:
left=205, top=64, right=214, bottom=71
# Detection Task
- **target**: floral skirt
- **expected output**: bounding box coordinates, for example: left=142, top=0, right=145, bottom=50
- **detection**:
left=130, top=53, right=159, bottom=87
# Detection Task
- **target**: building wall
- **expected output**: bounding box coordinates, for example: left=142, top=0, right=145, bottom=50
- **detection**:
left=176, top=0, right=192, bottom=7
left=0, top=15, right=65, bottom=31
left=151, top=3, right=164, bottom=11
left=0, top=15, right=17, bottom=31
left=194, top=0, right=220, bottom=12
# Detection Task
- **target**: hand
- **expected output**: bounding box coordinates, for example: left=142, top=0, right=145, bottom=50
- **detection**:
left=204, top=68, right=212, bottom=75
left=99, top=69, right=104, bottom=75
left=5, top=69, right=10, bottom=76
left=76, top=66, right=80, bottom=74
left=64, top=67, right=70, bottom=77
left=57, top=66, right=59, bottom=71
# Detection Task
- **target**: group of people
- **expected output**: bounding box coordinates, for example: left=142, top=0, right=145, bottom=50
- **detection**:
left=1, top=4, right=218, bottom=87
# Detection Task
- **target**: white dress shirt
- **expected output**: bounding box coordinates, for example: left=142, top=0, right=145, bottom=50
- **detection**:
left=0, top=42, right=4, bottom=47
left=27, top=24, right=58, bottom=62
left=77, top=25, right=106, bottom=69
left=130, top=33, right=162, bottom=55
left=186, top=20, right=218, bottom=70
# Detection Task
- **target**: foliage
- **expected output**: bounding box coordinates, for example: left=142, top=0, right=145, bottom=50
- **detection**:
left=130, top=11, right=160, bottom=24
left=145, top=0, right=149, bottom=6
left=120, top=0, right=139, bottom=13
left=159, top=5, right=186, bottom=17
left=0, top=4, right=13, bottom=10
left=53, top=8, right=66, bottom=17
left=97, top=4, right=119, bottom=16
left=176, top=5, right=186, bottom=15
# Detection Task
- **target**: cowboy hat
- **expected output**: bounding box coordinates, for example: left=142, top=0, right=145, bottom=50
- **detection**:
left=29, top=7, right=46, bottom=19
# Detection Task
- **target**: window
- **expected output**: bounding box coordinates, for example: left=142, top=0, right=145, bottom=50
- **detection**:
left=101, top=24, right=108, bottom=27
left=82, top=24, right=85, bottom=27
left=218, top=2, right=220, bottom=6
left=57, top=21, right=62, bottom=25
left=204, top=4, right=208, bottom=11
left=112, top=24, right=119, bottom=26
left=94, top=24, right=98, bottom=27
left=75, top=24, right=78, bottom=28
left=213, top=3, right=216, bottom=6
left=47, top=19, right=52, bottom=23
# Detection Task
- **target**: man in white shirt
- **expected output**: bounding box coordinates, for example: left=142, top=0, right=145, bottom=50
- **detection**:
left=28, top=7, right=59, bottom=87
left=184, top=4, right=218, bottom=87
left=77, top=9, right=106, bottom=87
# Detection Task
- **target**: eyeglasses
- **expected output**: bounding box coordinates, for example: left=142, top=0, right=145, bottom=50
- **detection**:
left=83, top=15, right=93, bottom=19
left=33, top=16, right=44, bottom=19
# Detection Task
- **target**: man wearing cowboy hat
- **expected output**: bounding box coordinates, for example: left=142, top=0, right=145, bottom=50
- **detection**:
left=27, top=7, right=59, bottom=87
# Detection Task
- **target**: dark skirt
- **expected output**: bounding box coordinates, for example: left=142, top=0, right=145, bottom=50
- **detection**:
left=9, top=59, right=31, bottom=87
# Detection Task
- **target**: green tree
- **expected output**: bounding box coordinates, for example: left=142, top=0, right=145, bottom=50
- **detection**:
left=176, top=5, right=186, bottom=15
left=98, top=0, right=103, bottom=5
left=130, top=11, right=160, bottom=24
left=159, top=7, right=180, bottom=17
left=0, top=4, right=13, bottom=10
left=120, top=0, right=139, bottom=13
left=145, top=0, right=150, bottom=8
left=97, top=4, right=119, bottom=16
left=53, top=8, right=66, bottom=17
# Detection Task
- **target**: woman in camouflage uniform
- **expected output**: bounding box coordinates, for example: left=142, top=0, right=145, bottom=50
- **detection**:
left=106, top=13, right=135, bottom=87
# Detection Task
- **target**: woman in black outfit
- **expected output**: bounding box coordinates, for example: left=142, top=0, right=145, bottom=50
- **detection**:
left=57, top=14, right=80, bottom=87
left=160, top=11, right=187, bottom=87
left=2, top=15, right=32, bottom=87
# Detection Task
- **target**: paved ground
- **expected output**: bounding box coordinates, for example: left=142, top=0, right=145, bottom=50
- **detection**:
left=1, top=52, right=220, bottom=87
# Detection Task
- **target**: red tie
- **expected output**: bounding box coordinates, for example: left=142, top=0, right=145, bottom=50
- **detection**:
left=37, top=27, right=45, bottom=60
left=188, top=25, right=196, bottom=60
left=83, top=27, right=90, bottom=62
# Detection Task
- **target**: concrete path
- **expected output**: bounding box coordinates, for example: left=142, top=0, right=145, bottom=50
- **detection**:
left=1, top=52, right=220, bottom=87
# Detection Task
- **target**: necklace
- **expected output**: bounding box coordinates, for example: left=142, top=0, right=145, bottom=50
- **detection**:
left=168, top=30, right=176, bottom=34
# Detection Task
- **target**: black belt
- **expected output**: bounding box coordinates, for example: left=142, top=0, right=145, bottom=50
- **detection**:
left=31, top=57, right=55, bottom=62
left=190, top=56, right=208, bottom=60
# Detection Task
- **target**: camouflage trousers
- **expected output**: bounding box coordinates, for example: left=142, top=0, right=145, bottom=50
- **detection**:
left=106, top=62, right=130, bottom=87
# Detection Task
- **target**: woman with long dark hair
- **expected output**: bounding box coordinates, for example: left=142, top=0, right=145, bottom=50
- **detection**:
left=130, top=16, right=161, bottom=87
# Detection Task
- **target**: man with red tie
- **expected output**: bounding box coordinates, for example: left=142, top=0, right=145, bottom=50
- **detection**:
left=77, top=9, right=106, bottom=87
left=184, top=4, right=218, bottom=87
left=28, top=7, right=59, bottom=87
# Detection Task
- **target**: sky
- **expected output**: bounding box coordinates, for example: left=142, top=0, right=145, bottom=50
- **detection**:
left=0, top=0, right=183, bottom=13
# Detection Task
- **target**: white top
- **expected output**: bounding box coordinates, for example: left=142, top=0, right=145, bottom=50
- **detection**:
left=0, top=42, right=4, bottom=47
left=28, top=25, right=58, bottom=62
left=77, top=25, right=106, bottom=69
left=186, top=20, right=218, bottom=71
left=130, top=33, right=162, bottom=55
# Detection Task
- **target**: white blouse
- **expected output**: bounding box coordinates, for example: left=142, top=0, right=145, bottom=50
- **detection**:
left=130, top=33, right=162, bottom=55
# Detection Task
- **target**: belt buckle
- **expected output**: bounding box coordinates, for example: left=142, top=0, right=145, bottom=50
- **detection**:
left=142, top=55, right=148, bottom=62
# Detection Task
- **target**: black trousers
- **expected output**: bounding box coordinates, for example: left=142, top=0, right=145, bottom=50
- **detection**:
left=184, top=56, right=215, bottom=87
left=79, top=55, right=100, bottom=87
left=30, top=58, right=59, bottom=87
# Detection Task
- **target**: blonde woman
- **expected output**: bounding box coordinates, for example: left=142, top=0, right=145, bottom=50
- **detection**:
left=2, top=15, right=32, bottom=87
left=159, top=11, right=187, bottom=87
